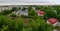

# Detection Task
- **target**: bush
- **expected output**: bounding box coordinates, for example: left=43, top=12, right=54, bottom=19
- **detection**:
left=45, top=10, right=57, bottom=18
left=46, top=24, right=54, bottom=31
left=10, top=13, right=16, bottom=17
left=1, top=25, right=9, bottom=31
left=53, top=6, right=60, bottom=14
left=0, top=15, right=24, bottom=31
left=28, top=9, right=38, bottom=19
left=14, top=18, right=24, bottom=31
left=57, top=14, right=60, bottom=22
left=0, top=10, right=12, bottom=15
left=22, top=7, right=26, bottom=11
left=21, top=15, right=29, bottom=18
left=12, top=7, right=19, bottom=11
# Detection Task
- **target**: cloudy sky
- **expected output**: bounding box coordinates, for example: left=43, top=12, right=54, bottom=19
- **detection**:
left=0, top=0, right=60, bottom=5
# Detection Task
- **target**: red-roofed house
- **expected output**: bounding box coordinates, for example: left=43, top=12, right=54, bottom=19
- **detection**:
left=37, top=11, right=45, bottom=16
left=47, top=18, right=59, bottom=26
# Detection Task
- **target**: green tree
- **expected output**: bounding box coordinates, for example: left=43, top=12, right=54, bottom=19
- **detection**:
left=53, top=6, right=60, bottom=14
left=28, top=7, right=38, bottom=19
left=12, top=7, right=19, bottom=11
left=45, top=10, right=57, bottom=18
left=57, top=14, right=60, bottom=22
left=1, top=26, right=9, bottom=31
left=22, top=7, right=26, bottom=11
left=14, top=18, right=24, bottom=31
left=46, top=24, right=54, bottom=31
left=0, top=10, right=12, bottom=15
left=10, top=13, right=16, bottom=17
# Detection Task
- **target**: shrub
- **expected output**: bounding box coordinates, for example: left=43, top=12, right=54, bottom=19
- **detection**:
left=28, top=9, right=38, bottom=19
left=0, top=10, right=12, bottom=15
left=21, top=15, right=29, bottom=18
left=1, top=25, right=9, bottom=31
left=45, top=10, right=57, bottom=18
left=57, top=14, right=60, bottom=22
left=46, top=24, right=54, bottom=31
left=53, top=6, right=60, bottom=14
left=14, top=18, right=24, bottom=31
left=10, top=13, right=16, bottom=17
left=0, top=15, right=14, bottom=31
left=22, top=7, right=26, bottom=11
left=12, top=7, right=19, bottom=11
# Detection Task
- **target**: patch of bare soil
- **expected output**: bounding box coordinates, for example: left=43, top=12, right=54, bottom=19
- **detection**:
left=23, top=18, right=30, bottom=27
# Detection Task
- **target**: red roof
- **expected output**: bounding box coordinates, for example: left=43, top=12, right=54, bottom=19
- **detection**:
left=48, top=18, right=58, bottom=24
left=37, top=11, right=45, bottom=14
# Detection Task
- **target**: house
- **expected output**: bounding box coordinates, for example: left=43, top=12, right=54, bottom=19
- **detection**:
left=14, top=8, right=28, bottom=16
left=37, top=10, right=45, bottom=16
left=47, top=18, right=59, bottom=27
left=0, top=5, right=29, bottom=16
left=0, top=5, right=29, bottom=12
left=0, top=5, right=19, bottom=12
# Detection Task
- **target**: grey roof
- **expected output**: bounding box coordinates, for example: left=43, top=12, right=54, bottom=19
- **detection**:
left=14, top=9, right=28, bottom=16
left=0, top=0, right=60, bottom=5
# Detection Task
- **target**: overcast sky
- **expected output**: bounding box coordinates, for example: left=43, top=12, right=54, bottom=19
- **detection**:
left=0, top=0, right=60, bottom=5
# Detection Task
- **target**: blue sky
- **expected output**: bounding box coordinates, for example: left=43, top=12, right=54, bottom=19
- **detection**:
left=0, top=0, right=60, bottom=5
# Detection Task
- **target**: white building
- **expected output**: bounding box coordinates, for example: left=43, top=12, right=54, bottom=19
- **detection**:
left=15, top=8, right=28, bottom=16
left=0, top=5, right=29, bottom=12
left=0, top=5, right=17, bottom=12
